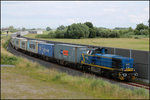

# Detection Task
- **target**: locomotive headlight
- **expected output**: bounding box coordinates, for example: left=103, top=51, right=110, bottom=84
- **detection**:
left=122, top=73, right=127, bottom=77
left=134, top=73, right=138, bottom=76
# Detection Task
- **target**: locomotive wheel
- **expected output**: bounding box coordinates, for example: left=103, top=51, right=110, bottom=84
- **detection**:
left=119, top=76, right=124, bottom=80
left=131, top=76, right=136, bottom=80
left=118, top=73, right=124, bottom=80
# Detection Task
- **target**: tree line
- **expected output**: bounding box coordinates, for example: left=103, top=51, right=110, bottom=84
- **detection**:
left=41, top=21, right=149, bottom=39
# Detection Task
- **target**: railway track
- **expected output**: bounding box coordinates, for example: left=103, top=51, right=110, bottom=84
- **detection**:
left=123, top=82, right=149, bottom=90
left=7, top=42, right=149, bottom=91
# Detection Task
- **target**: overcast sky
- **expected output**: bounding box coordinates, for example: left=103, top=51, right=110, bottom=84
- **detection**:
left=1, top=1, right=149, bottom=29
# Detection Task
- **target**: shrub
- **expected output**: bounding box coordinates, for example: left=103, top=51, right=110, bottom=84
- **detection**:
left=1, top=54, right=18, bottom=65
left=89, top=28, right=96, bottom=38
left=65, top=23, right=90, bottom=39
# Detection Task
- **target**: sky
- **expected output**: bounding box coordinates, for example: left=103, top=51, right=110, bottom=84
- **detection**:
left=1, top=1, right=149, bottom=29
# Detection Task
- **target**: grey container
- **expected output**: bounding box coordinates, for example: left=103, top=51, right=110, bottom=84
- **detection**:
left=27, top=40, right=45, bottom=53
left=11, top=37, right=16, bottom=46
left=20, top=38, right=28, bottom=50
left=54, top=44, right=88, bottom=63
left=14, top=37, right=25, bottom=48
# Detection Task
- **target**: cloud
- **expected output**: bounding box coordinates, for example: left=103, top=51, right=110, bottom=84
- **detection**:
left=104, top=8, right=117, bottom=13
left=1, top=1, right=149, bottom=28
left=66, top=18, right=88, bottom=24
left=144, top=7, right=149, bottom=12
left=128, top=14, right=148, bottom=24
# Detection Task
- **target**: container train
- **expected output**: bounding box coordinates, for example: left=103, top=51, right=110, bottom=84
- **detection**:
left=10, top=36, right=138, bottom=81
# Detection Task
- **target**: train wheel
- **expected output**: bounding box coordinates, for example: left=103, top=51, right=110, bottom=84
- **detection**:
left=131, top=76, right=136, bottom=80
left=118, top=73, right=124, bottom=80
left=119, top=76, right=124, bottom=80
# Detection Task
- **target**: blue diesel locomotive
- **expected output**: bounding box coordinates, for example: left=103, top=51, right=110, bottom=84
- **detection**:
left=81, top=48, right=138, bottom=81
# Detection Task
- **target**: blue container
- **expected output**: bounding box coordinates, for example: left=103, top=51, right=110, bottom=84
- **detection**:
left=38, top=43, right=54, bottom=57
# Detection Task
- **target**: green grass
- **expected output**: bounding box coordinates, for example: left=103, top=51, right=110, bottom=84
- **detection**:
left=24, top=34, right=149, bottom=51
left=1, top=32, right=13, bottom=35
left=1, top=36, right=149, bottom=99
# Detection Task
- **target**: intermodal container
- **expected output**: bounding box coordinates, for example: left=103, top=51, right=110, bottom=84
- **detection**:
left=38, top=43, right=54, bottom=57
left=14, top=37, right=24, bottom=48
left=20, top=38, right=28, bottom=50
left=27, top=40, right=45, bottom=53
left=11, top=37, right=16, bottom=46
left=54, top=44, right=87, bottom=63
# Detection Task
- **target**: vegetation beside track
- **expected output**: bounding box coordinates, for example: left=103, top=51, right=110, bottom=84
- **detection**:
left=24, top=34, right=149, bottom=51
left=1, top=36, right=149, bottom=99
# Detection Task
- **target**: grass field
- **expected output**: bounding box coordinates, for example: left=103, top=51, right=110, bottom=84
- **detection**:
left=1, top=32, right=13, bottom=35
left=1, top=36, right=149, bottom=99
left=24, top=34, right=149, bottom=51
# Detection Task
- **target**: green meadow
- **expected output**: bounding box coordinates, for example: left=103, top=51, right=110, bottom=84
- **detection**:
left=25, top=33, right=149, bottom=51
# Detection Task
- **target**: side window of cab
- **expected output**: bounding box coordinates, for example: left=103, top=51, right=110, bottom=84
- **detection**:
left=87, top=50, right=93, bottom=55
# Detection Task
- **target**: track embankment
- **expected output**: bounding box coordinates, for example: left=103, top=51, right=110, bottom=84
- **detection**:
left=7, top=42, right=149, bottom=91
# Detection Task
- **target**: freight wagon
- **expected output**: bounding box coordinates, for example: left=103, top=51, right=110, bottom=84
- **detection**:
left=10, top=37, right=16, bottom=48
left=20, top=38, right=28, bottom=51
left=14, top=37, right=25, bottom=49
left=38, top=42, right=54, bottom=60
left=54, top=44, right=87, bottom=66
left=27, top=40, right=45, bottom=54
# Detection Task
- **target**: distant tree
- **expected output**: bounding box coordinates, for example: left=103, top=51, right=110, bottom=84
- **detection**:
left=128, top=27, right=133, bottom=32
left=84, top=22, right=93, bottom=28
left=22, top=27, right=26, bottom=31
left=134, top=23, right=149, bottom=35
left=109, top=30, right=120, bottom=38
left=46, top=27, right=51, bottom=31
left=8, top=26, right=15, bottom=32
left=55, top=30, right=65, bottom=38
left=140, top=29, right=149, bottom=36
left=31, top=28, right=36, bottom=30
left=65, top=23, right=89, bottom=39
left=57, top=25, right=66, bottom=30
left=89, top=28, right=96, bottom=38
left=135, top=23, right=148, bottom=31
left=114, top=27, right=129, bottom=30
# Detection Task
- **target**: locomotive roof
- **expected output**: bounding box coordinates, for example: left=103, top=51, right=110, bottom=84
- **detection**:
left=96, top=54, right=121, bottom=58
left=95, top=54, right=132, bottom=59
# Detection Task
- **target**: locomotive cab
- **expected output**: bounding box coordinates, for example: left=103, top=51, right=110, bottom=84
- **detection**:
left=87, top=48, right=107, bottom=55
